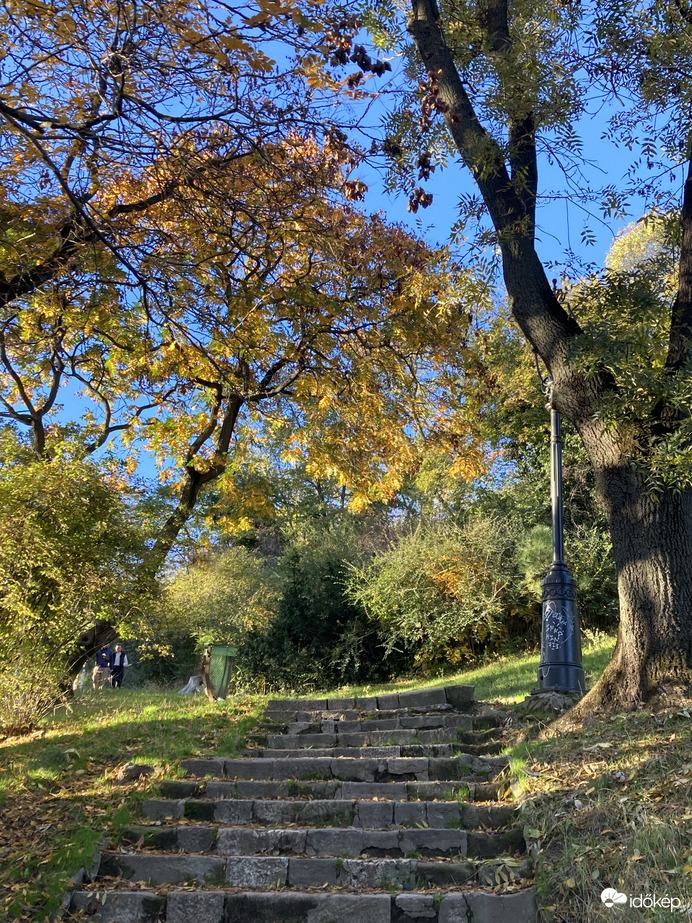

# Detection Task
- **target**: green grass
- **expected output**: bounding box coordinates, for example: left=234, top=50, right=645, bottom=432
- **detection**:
left=304, top=633, right=616, bottom=704
left=0, top=689, right=265, bottom=921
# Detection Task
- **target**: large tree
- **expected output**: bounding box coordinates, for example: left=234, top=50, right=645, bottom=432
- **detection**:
left=338, top=0, right=692, bottom=708
left=1, top=2, right=492, bottom=577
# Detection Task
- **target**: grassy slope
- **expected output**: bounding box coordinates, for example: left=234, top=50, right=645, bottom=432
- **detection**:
left=4, top=635, right=691, bottom=923
left=514, top=697, right=692, bottom=922
left=0, top=691, right=265, bottom=921
left=305, top=633, right=616, bottom=703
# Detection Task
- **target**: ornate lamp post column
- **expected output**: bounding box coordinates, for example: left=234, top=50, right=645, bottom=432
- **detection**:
left=535, top=378, right=586, bottom=694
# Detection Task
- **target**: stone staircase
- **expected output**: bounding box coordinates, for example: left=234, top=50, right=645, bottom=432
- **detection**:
left=67, top=685, right=537, bottom=922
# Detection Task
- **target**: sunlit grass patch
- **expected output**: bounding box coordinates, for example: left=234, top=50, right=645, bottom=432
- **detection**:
left=309, top=633, right=616, bottom=704
left=0, top=689, right=265, bottom=921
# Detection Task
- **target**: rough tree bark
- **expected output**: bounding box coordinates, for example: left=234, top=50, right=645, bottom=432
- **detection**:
left=408, top=0, right=692, bottom=708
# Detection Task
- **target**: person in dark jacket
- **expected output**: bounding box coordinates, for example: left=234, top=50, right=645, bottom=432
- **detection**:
left=92, top=644, right=113, bottom=689
left=110, top=644, right=130, bottom=688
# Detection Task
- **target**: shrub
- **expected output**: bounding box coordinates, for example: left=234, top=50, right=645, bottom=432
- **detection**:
left=236, top=524, right=405, bottom=690
left=346, top=515, right=523, bottom=670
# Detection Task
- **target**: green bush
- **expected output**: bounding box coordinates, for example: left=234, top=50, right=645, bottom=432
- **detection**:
left=0, top=432, right=150, bottom=732
left=236, top=524, right=406, bottom=690
left=347, top=514, right=525, bottom=670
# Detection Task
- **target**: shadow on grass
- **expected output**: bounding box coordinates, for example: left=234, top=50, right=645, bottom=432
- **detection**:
left=0, top=691, right=265, bottom=921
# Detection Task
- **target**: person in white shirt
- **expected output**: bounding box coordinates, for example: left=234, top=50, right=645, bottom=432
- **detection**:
left=110, top=644, right=130, bottom=688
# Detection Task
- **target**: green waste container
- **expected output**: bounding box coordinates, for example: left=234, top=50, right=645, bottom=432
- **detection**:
left=208, top=644, right=237, bottom=700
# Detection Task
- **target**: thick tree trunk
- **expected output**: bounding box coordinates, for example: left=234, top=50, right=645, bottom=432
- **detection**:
left=576, top=462, right=692, bottom=709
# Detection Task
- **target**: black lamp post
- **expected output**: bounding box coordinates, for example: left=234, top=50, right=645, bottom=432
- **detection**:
left=535, top=378, right=586, bottom=695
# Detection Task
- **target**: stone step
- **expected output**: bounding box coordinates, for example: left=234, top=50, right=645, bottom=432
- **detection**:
left=270, top=713, right=477, bottom=735
left=180, top=754, right=508, bottom=783
left=100, top=841, right=526, bottom=889
left=158, top=777, right=503, bottom=802
left=121, top=822, right=524, bottom=860
left=70, top=886, right=537, bottom=923
left=265, top=726, right=467, bottom=749
left=242, top=743, right=481, bottom=759
left=264, top=684, right=475, bottom=715
left=242, top=745, right=405, bottom=759
left=142, top=796, right=516, bottom=829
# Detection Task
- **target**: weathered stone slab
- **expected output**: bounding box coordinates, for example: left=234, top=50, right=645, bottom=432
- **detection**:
left=297, top=799, right=356, bottom=825
left=386, top=757, right=429, bottom=780
left=355, top=695, right=379, bottom=710
left=426, top=801, right=462, bottom=829
left=395, top=893, right=438, bottom=919
left=341, top=780, right=407, bottom=800
left=285, top=721, right=316, bottom=734
left=225, top=856, right=288, bottom=887
left=280, top=757, right=335, bottom=780
left=355, top=800, right=394, bottom=827
left=288, top=857, right=339, bottom=886
left=407, top=781, right=471, bottom=800
left=160, top=780, right=204, bottom=798
left=398, top=688, right=448, bottom=708
left=248, top=746, right=402, bottom=759
left=340, top=857, right=415, bottom=888
left=223, top=758, right=278, bottom=779
left=234, top=779, right=339, bottom=799
left=417, top=728, right=459, bottom=744
left=213, top=799, right=254, bottom=824
left=216, top=827, right=307, bottom=855
left=177, top=826, right=217, bottom=853
left=417, top=861, right=475, bottom=886
left=330, top=757, right=380, bottom=782
left=267, top=733, right=337, bottom=748
left=358, top=829, right=402, bottom=855
left=100, top=853, right=225, bottom=885
left=267, top=697, right=328, bottom=710
left=327, top=696, right=357, bottom=710
left=438, top=894, right=470, bottom=923
left=444, top=714, right=475, bottom=730
left=464, top=887, right=537, bottom=922
left=398, top=828, right=467, bottom=857
left=141, top=797, right=184, bottom=820
left=393, top=802, right=427, bottom=827
left=339, top=718, right=398, bottom=732
left=445, top=684, right=475, bottom=708
left=461, top=803, right=516, bottom=828
left=225, top=891, right=392, bottom=923
left=377, top=693, right=400, bottom=709
left=166, top=891, right=225, bottom=923
left=306, top=827, right=364, bottom=857
left=467, top=827, right=524, bottom=858
left=250, top=799, right=299, bottom=825
left=183, top=799, right=215, bottom=821
left=400, top=743, right=456, bottom=759
left=204, top=780, right=240, bottom=798
left=429, top=757, right=474, bottom=781
left=70, top=891, right=163, bottom=923
left=180, top=758, right=225, bottom=778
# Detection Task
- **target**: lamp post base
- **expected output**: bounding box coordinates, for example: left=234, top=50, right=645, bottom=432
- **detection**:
left=535, top=563, right=586, bottom=695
